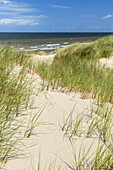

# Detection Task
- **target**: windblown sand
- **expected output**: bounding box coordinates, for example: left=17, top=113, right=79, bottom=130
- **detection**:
left=99, top=56, right=113, bottom=69
left=4, top=54, right=107, bottom=170
left=32, top=54, right=55, bottom=65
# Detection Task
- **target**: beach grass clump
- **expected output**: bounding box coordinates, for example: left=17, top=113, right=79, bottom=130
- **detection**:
left=94, top=36, right=113, bottom=58
left=61, top=103, right=113, bottom=170
left=37, top=62, right=49, bottom=80
left=27, top=50, right=46, bottom=56
left=27, top=36, right=113, bottom=169
left=37, top=36, right=113, bottom=104
left=54, top=43, right=81, bottom=58
left=0, top=45, right=32, bottom=165
left=49, top=53, right=113, bottom=103
left=37, top=50, right=46, bottom=56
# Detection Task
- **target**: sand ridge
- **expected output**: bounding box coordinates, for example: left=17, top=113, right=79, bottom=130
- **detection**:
left=3, top=54, right=101, bottom=170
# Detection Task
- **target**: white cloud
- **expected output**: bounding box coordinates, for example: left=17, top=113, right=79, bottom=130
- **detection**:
left=0, top=0, right=45, bottom=26
left=0, top=1, right=36, bottom=13
left=102, top=14, right=113, bottom=20
left=0, top=15, right=45, bottom=25
left=0, top=6, right=35, bottom=12
left=0, top=18, right=38, bottom=25
left=50, top=5, right=71, bottom=9
left=0, top=0, right=11, bottom=4
left=87, top=26, right=106, bottom=30
left=0, top=12, right=20, bottom=15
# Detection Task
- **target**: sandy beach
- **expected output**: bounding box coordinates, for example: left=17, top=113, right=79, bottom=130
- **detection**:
left=0, top=0, right=113, bottom=168
left=3, top=54, right=107, bottom=170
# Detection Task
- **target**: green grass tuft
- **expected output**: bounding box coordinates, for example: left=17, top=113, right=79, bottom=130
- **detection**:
left=37, top=36, right=113, bottom=104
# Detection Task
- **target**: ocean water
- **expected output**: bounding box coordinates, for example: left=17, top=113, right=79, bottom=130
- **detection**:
left=0, top=32, right=113, bottom=52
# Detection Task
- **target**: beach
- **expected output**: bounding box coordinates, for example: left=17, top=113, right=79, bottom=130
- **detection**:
left=4, top=55, right=98, bottom=170
left=0, top=0, right=113, bottom=167
left=0, top=36, right=113, bottom=170
left=1, top=32, right=113, bottom=53
left=3, top=51, right=112, bottom=170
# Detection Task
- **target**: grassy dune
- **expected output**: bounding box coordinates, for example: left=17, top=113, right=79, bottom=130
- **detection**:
left=0, top=36, right=113, bottom=169
left=36, top=36, right=113, bottom=169
left=38, top=36, right=113, bottom=105
left=0, top=45, right=33, bottom=166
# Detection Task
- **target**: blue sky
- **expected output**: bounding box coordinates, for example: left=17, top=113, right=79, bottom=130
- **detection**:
left=0, top=0, right=113, bottom=32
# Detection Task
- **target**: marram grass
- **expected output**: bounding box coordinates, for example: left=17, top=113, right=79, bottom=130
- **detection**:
left=34, top=36, right=113, bottom=169
left=37, top=36, right=113, bottom=104
left=0, top=36, right=113, bottom=169
left=0, top=45, right=34, bottom=166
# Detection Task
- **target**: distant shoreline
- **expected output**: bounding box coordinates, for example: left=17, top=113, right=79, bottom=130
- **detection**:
left=0, top=32, right=113, bottom=53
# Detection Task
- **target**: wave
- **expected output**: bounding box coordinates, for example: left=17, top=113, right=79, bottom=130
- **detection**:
left=46, top=44, right=60, bottom=47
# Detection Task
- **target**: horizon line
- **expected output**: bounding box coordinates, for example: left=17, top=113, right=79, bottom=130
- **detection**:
left=0, top=31, right=113, bottom=33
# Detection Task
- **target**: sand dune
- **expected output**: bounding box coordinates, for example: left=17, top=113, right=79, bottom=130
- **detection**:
left=99, top=56, right=113, bottom=69
left=4, top=63, right=99, bottom=170
left=32, top=54, right=55, bottom=65
left=5, top=53, right=113, bottom=169
left=3, top=54, right=113, bottom=169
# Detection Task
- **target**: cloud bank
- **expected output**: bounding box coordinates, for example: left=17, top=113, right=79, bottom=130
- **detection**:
left=0, top=15, right=45, bottom=25
left=0, top=0, right=45, bottom=26
left=87, top=26, right=106, bottom=30
left=50, top=5, right=71, bottom=9
left=102, top=14, right=113, bottom=20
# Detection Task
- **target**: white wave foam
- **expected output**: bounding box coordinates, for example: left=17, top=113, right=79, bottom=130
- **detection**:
left=30, top=46, right=38, bottom=49
left=46, top=44, right=60, bottom=47
left=40, top=47, right=58, bottom=50
left=63, top=42, right=69, bottom=44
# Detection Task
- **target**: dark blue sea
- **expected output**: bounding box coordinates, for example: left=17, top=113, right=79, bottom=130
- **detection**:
left=0, top=32, right=113, bottom=52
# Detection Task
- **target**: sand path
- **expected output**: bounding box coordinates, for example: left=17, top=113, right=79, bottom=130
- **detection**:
left=4, top=55, right=99, bottom=170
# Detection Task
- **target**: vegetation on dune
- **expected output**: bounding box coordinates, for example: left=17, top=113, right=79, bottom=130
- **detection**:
left=27, top=50, right=46, bottom=56
left=35, top=36, right=113, bottom=169
left=0, top=45, right=35, bottom=167
left=0, top=36, right=113, bottom=169
left=94, top=36, right=113, bottom=58
left=37, top=36, right=113, bottom=104
left=36, top=50, right=46, bottom=56
left=60, top=104, right=113, bottom=170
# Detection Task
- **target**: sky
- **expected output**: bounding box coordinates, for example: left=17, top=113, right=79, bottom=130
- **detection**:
left=0, top=0, right=113, bottom=32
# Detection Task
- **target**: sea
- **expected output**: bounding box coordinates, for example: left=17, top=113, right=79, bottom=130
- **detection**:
left=0, top=32, right=113, bottom=53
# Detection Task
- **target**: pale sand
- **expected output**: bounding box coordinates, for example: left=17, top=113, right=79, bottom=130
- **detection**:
left=3, top=54, right=100, bottom=170
left=32, top=54, right=55, bottom=65
left=33, top=54, right=113, bottom=69
left=99, top=56, right=113, bottom=69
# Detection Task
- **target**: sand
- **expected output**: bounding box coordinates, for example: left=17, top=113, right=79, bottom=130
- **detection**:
left=3, top=54, right=101, bottom=170
left=99, top=56, right=113, bottom=69
left=32, top=54, right=55, bottom=65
